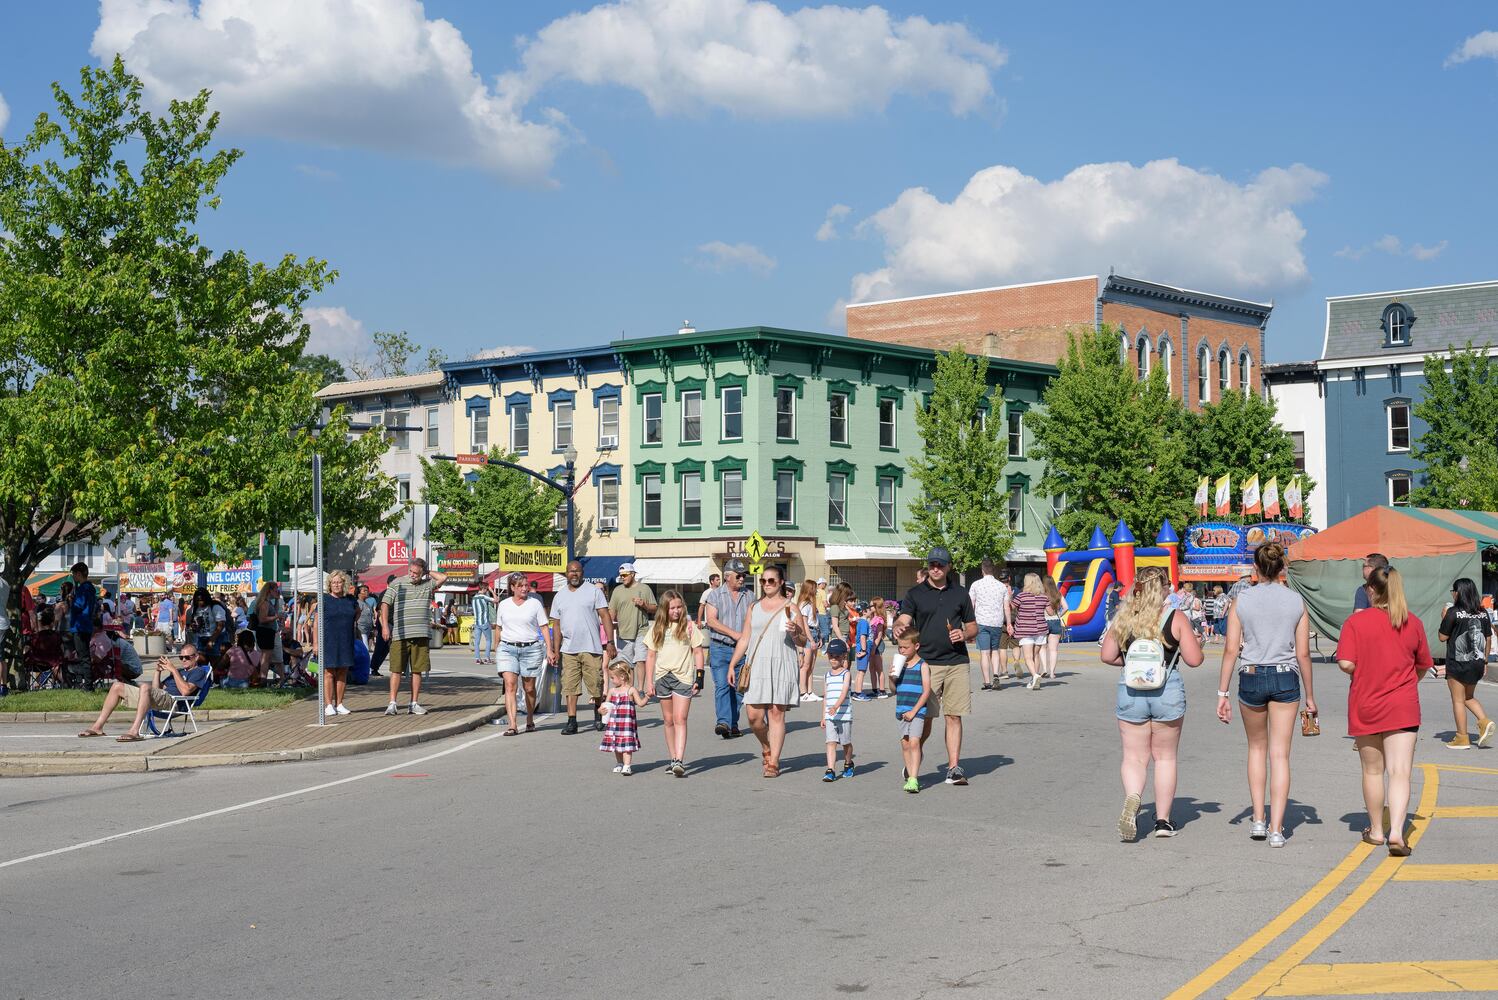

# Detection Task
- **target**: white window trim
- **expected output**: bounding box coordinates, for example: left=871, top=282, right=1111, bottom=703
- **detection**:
left=1388, top=474, right=1412, bottom=506
left=877, top=476, right=896, bottom=530
left=1136, top=338, right=1150, bottom=379
left=721, top=387, right=743, bottom=442
left=598, top=397, right=620, bottom=448
left=1198, top=347, right=1211, bottom=403
left=642, top=393, right=663, bottom=445
left=680, top=472, right=702, bottom=528
left=829, top=392, right=848, bottom=444
left=878, top=397, right=897, bottom=448
left=776, top=388, right=797, bottom=441
left=1007, top=410, right=1023, bottom=459
left=1160, top=341, right=1173, bottom=386
left=553, top=401, right=574, bottom=453
left=597, top=475, right=619, bottom=522
left=425, top=406, right=440, bottom=451
left=509, top=405, right=529, bottom=454
left=469, top=411, right=488, bottom=452
left=1386, top=402, right=1411, bottom=452
left=721, top=470, right=744, bottom=526
left=828, top=472, right=848, bottom=527
left=775, top=470, right=795, bottom=525
left=1008, top=486, right=1024, bottom=533
left=642, top=474, right=662, bottom=528
left=680, top=390, right=702, bottom=444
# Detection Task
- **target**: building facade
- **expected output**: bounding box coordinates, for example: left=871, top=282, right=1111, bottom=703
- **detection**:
left=611, top=326, right=1055, bottom=598
left=846, top=273, right=1270, bottom=408
left=1261, top=362, right=1328, bottom=529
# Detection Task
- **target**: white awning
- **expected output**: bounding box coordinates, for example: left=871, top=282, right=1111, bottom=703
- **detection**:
left=631, top=557, right=718, bottom=585
left=824, top=544, right=922, bottom=562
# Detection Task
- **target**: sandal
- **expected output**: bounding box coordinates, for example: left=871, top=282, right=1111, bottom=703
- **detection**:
left=1361, top=828, right=1386, bottom=846
left=116, top=733, right=145, bottom=743
left=501, top=728, right=519, bottom=737
left=763, top=762, right=780, bottom=778
left=524, top=723, right=536, bottom=733
left=77, top=730, right=105, bottom=738
left=1388, top=840, right=1412, bottom=857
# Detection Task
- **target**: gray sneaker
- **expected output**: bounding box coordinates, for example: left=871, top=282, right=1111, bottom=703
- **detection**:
left=1119, top=792, right=1142, bottom=842
left=1250, top=820, right=1268, bottom=841
left=384, top=702, right=399, bottom=716
left=1267, top=830, right=1287, bottom=848
left=409, top=702, right=428, bottom=716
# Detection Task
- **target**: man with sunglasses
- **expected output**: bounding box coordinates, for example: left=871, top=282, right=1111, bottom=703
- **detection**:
left=894, top=548, right=978, bottom=785
left=77, top=643, right=210, bottom=741
left=703, top=559, right=752, bottom=738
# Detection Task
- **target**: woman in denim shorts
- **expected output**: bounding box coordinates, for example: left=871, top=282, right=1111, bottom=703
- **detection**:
left=1215, top=542, right=1315, bottom=848
left=1100, top=567, right=1203, bottom=841
left=495, top=573, right=553, bottom=735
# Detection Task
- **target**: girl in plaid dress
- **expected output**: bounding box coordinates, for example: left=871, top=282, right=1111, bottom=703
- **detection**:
left=599, top=660, right=648, bottom=775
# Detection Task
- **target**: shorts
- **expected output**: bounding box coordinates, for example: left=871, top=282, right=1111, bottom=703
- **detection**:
left=855, top=656, right=871, bottom=674
left=562, top=651, right=604, bottom=700
left=898, top=716, right=926, bottom=740
left=1447, top=661, right=1487, bottom=686
left=1019, top=635, right=1045, bottom=647
left=254, top=625, right=276, bottom=651
left=1046, top=620, right=1064, bottom=636
left=823, top=719, right=853, bottom=745
left=1000, top=630, right=1018, bottom=650
left=615, top=637, right=649, bottom=665
left=1116, top=672, right=1186, bottom=724
left=497, top=641, right=544, bottom=678
left=1237, top=668, right=1301, bottom=708
left=221, top=678, right=249, bottom=689
left=655, top=673, right=696, bottom=699
left=976, top=624, right=1004, bottom=651
left=120, top=682, right=174, bottom=712
left=389, top=637, right=431, bottom=674
left=927, top=663, right=971, bottom=717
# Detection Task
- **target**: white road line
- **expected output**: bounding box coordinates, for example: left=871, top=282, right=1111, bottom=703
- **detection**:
left=0, top=729, right=507, bottom=872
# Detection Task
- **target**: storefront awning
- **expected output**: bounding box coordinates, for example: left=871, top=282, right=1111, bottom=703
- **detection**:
left=358, top=565, right=406, bottom=594
left=580, top=555, right=633, bottom=584
left=824, top=545, right=922, bottom=562
left=25, top=571, right=69, bottom=597
left=631, top=557, right=718, bottom=585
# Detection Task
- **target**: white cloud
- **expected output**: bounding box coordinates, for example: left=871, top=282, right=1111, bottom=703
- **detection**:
left=295, top=163, right=339, bottom=181
left=505, top=0, right=1005, bottom=118
left=92, top=0, right=566, bottom=184
left=1446, top=30, right=1498, bottom=67
left=466, top=345, right=537, bottom=360
left=0, top=92, right=9, bottom=134
left=843, top=158, right=1327, bottom=306
left=692, top=240, right=777, bottom=274
left=302, top=306, right=369, bottom=362
left=1335, top=234, right=1448, bottom=261
left=816, top=203, right=851, bottom=241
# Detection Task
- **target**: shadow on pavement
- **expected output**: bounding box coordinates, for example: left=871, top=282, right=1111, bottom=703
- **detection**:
left=957, top=753, right=1014, bottom=777
left=1143, top=796, right=1221, bottom=828
left=689, top=752, right=757, bottom=773
left=1228, top=800, right=1323, bottom=834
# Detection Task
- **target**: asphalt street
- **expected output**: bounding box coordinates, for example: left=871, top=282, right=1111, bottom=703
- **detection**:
left=4, top=647, right=1496, bottom=1000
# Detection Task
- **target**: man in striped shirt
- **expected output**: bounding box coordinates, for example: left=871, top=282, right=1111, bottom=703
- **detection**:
left=380, top=558, right=448, bottom=716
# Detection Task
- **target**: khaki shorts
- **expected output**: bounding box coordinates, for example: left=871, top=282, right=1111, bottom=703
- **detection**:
left=121, top=682, right=174, bottom=712
left=390, top=637, right=432, bottom=674
left=562, top=651, right=603, bottom=700
left=927, top=663, right=971, bottom=717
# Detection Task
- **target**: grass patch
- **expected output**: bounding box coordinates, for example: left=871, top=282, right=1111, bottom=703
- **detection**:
left=0, top=688, right=311, bottom=713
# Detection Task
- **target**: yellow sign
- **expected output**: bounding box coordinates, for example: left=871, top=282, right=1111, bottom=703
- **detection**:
left=498, top=544, right=567, bottom=573
left=746, top=531, right=768, bottom=574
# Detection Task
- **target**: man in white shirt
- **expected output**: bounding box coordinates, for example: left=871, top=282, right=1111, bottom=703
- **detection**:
left=968, top=558, right=1009, bottom=691
left=549, top=560, right=616, bottom=735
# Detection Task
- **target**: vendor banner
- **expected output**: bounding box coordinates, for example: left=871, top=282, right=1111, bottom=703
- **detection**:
left=436, top=549, right=479, bottom=582
left=1194, top=477, right=1209, bottom=516
left=1214, top=475, right=1231, bottom=516
left=499, top=544, right=566, bottom=573
left=118, top=561, right=202, bottom=593
left=1242, top=475, right=1262, bottom=516
left=205, top=560, right=262, bottom=594
left=1263, top=477, right=1281, bottom=519
left=1286, top=477, right=1304, bottom=520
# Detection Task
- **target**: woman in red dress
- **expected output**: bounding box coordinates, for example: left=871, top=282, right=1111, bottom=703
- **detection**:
left=1335, top=566, right=1432, bottom=856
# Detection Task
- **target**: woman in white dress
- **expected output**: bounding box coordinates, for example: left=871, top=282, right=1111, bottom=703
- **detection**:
left=728, top=567, right=808, bottom=777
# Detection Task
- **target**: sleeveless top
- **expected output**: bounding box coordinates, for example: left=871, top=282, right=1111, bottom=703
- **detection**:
left=895, top=658, right=927, bottom=719
left=1234, top=582, right=1304, bottom=668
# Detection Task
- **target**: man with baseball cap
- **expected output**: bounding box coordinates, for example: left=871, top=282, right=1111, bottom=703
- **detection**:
left=703, top=559, right=752, bottom=738
left=894, top=546, right=977, bottom=785
left=608, top=562, right=657, bottom=690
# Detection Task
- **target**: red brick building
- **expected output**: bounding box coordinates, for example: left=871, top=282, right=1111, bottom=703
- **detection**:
left=846, top=274, right=1270, bottom=408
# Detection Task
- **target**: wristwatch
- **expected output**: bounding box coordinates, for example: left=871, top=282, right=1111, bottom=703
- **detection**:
left=1217, top=691, right=1231, bottom=698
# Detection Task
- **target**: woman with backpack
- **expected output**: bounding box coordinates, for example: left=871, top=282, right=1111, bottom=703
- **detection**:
left=1437, top=578, right=1495, bottom=750
left=1100, top=566, right=1204, bottom=841
left=1214, top=542, right=1316, bottom=848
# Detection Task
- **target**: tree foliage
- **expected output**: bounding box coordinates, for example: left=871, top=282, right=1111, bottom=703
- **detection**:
left=1184, top=389, right=1313, bottom=521
left=1027, top=326, right=1195, bottom=547
left=420, top=449, right=559, bottom=556
left=0, top=60, right=397, bottom=594
left=903, top=348, right=1013, bottom=573
left=1410, top=343, right=1498, bottom=509
left=347, top=329, right=446, bottom=380
left=291, top=352, right=348, bottom=388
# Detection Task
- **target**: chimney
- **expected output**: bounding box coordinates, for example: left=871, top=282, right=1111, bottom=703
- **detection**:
left=678, top=320, right=695, bottom=335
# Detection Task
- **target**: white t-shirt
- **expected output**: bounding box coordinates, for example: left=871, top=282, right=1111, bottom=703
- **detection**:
left=969, top=576, right=1009, bottom=628
left=496, top=596, right=549, bottom=644
left=549, top=584, right=609, bottom=654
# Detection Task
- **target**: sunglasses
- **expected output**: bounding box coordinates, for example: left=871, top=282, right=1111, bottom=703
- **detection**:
left=927, top=561, right=948, bottom=569
left=762, top=578, right=781, bottom=587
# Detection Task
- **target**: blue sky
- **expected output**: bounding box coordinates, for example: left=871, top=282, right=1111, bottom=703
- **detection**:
left=2, top=2, right=1496, bottom=365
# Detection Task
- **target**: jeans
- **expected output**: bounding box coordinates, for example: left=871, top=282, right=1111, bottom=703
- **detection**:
left=709, top=641, right=740, bottom=729
left=370, top=631, right=391, bottom=675
left=472, top=624, right=493, bottom=660
left=816, top=613, right=831, bottom=646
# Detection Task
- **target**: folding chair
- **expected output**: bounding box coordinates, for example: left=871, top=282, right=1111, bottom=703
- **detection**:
left=145, top=670, right=214, bottom=738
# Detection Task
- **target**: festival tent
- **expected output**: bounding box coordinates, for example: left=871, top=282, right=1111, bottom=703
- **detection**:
left=1286, top=506, right=1497, bottom=655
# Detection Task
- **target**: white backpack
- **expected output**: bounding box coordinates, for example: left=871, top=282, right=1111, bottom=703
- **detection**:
left=1123, top=610, right=1179, bottom=691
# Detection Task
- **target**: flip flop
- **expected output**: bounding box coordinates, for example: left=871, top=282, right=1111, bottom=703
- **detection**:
left=77, top=730, right=105, bottom=738
left=1361, top=828, right=1386, bottom=846
left=116, top=734, right=145, bottom=743
left=1388, top=841, right=1412, bottom=857
left=524, top=724, right=536, bottom=733
left=501, top=728, right=519, bottom=736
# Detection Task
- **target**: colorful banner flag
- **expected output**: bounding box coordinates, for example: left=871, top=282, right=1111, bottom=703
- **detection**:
left=1214, top=474, right=1232, bottom=516
left=1243, top=475, right=1262, bottom=516
left=1263, top=477, right=1281, bottom=518
left=1194, top=476, right=1209, bottom=516
left=1286, top=477, right=1304, bottom=520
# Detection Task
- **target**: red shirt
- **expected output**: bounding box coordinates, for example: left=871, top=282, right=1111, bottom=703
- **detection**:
left=1335, top=608, right=1433, bottom=737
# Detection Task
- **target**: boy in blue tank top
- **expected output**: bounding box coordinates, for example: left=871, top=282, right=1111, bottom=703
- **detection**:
left=892, top=627, right=930, bottom=793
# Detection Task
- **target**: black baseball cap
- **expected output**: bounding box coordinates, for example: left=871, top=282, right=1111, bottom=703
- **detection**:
left=826, top=638, right=849, bottom=658
left=927, top=546, right=952, bottom=566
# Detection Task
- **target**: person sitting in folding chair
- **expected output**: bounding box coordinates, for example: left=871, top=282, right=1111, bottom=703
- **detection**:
left=77, top=643, right=209, bottom=742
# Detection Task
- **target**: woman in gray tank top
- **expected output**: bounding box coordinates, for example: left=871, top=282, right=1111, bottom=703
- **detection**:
left=1215, top=542, right=1317, bottom=848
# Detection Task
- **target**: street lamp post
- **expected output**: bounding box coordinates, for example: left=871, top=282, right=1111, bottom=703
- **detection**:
left=564, top=446, right=578, bottom=566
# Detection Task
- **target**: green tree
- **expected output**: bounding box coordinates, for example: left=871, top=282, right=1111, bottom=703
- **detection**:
left=1183, top=389, right=1311, bottom=522
left=348, top=329, right=445, bottom=379
left=291, top=352, right=348, bottom=388
left=1410, top=343, right=1498, bottom=509
left=903, top=347, right=1013, bottom=574
left=419, top=449, right=559, bottom=556
left=1027, top=326, right=1195, bottom=547
left=0, top=61, right=397, bottom=601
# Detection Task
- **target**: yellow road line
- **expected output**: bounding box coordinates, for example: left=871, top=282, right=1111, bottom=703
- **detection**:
left=1224, top=765, right=1441, bottom=999
left=1393, top=863, right=1498, bottom=882
left=1265, top=960, right=1498, bottom=995
left=1431, top=763, right=1498, bottom=776
left=1433, top=805, right=1498, bottom=818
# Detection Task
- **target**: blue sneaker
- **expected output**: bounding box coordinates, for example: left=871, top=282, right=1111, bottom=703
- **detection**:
left=822, top=768, right=838, bottom=782
left=842, top=762, right=855, bottom=779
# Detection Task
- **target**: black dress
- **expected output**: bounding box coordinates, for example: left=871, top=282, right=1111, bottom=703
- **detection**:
left=320, top=594, right=360, bottom=669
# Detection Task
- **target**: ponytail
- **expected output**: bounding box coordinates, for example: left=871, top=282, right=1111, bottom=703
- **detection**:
left=1367, top=566, right=1408, bottom=629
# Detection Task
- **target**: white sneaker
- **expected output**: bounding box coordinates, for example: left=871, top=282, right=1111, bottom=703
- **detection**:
left=335, top=704, right=350, bottom=715
left=322, top=709, right=337, bottom=722
left=621, top=764, right=633, bottom=776
left=612, top=764, right=624, bottom=773
left=409, top=702, right=428, bottom=716
left=384, top=702, right=398, bottom=716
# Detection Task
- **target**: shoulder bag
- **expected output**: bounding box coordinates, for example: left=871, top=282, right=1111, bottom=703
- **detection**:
left=735, top=603, right=782, bottom=694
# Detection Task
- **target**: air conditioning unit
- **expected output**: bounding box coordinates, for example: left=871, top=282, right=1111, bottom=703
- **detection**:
left=599, top=435, right=619, bottom=449
left=599, top=516, right=618, bottom=532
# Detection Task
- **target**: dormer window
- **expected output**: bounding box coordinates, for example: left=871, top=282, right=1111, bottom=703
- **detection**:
left=1382, top=303, right=1413, bottom=348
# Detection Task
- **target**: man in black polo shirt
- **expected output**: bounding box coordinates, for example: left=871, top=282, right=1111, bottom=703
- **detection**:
left=895, top=547, right=977, bottom=785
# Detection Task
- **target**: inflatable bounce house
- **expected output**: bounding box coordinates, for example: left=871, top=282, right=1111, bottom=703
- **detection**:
left=1043, top=520, right=1181, bottom=642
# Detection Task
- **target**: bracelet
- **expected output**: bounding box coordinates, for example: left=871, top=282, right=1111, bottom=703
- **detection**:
left=1217, top=691, right=1231, bottom=698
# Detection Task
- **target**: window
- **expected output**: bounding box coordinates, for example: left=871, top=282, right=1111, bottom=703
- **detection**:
left=829, top=392, right=848, bottom=444
left=1159, top=340, right=1173, bottom=386
left=1387, top=402, right=1411, bottom=451
left=1007, top=410, right=1024, bottom=458
left=1008, top=486, right=1024, bottom=532
left=642, top=475, right=662, bottom=528
left=598, top=397, right=620, bottom=447
left=1290, top=431, right=1306, bottom=473
left=877, top=476, right=896, bottom=530
left=1052, top=493, right=1068, bottom=519
left=598, top=476, right=619, bottom=526
left=425, top=406, right=439, bottom=450
left=775, top=470, right=795, bottom=525
left=879, top=397, right=896, bottom=448
left=1217, top=351, right=1230, bottom=394
left=552, top=501, right=567, bottom=531
left=63, top=542, right=96, bottom=563
left=680, top=472, right=702, bottom=528
left=367, top=411, right=383, bottom=431
left=721, top=470, right=744, bottom=526
left=1385, top=304, right=1411, bottom=346
left=510, top=404, right=529, bottom=454
left=643, top=393, right=662, bottom=445
left=1389, top=475, right=1412, bottom=506
left=721, top=387, right=743, bottom=441
left=977, top=407, right=988, bottom=432
left=681, top=390, right=702, bottom=443
left=465, top=411, right=484, bottom=451
left=389, top=409, right=410, bottom=451
left=776, top=387, right=796, bottom=440
left=553, top=401, right=573, bottom=452
left=1136, top=338, right=1150, bottom=378
left=397, top=478, right=412, bottom=503
left=1198, top=345, right=1211, bottom=403
left=828, top=473, right=848, bottom=527
left=1239, top=353, right=1252, bottom=394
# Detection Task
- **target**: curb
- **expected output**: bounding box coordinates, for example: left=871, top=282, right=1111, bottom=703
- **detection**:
left=0, top=704, right=505, bottom=777
left=0, top=709, right=270, bottom=724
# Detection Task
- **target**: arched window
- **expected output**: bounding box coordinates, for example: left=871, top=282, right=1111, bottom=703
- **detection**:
left=1198, top=344, right=1211, bottom=403
left=1218, top=349, right=1231, bottom=394
left=1136, top=337, right=1150, bottom=379
left=1239, top=351, right=1252, bottom=394
left=1159, top=338, right=1173, bottom=388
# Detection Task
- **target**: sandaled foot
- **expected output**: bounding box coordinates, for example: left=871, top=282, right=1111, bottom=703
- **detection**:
left=1361, top=828, right=1386, bottom=846
left=116, top=733, right=145, bottom=742
left=1388, top=840, right=1412, bottom=857
left=763, top=762, right=780, bottom=778
left=77, top=729, right=105, bottom=738
left=501, top=728, right=519, bottom=736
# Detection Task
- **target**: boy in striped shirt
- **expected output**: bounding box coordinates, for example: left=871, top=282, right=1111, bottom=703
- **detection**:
left=822, top=638, right=855, bottom=781
left=893, top=627, right=931, bottom=793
